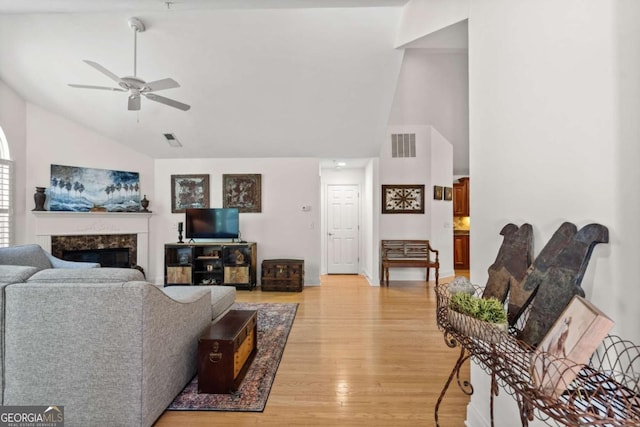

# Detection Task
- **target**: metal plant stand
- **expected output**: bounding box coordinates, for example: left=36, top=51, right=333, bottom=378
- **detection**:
left=434, top=283, right=640, bottom=427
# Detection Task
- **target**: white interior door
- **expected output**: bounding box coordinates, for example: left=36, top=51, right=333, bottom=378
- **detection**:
left=327, top=184, right=359, bottom=274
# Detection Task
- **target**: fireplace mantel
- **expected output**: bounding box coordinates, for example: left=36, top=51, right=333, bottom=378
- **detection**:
left=32, top=211, right=152, bottom=271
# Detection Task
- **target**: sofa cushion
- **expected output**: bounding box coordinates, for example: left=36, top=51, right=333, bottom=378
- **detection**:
left=210, top=286, right=236, bottom=320
left=162, top=285, right=236, bottom=320
left=27, top=267, right=145, bottom=283
left=0, top=265, right=39, bottom=284
left=0, top=244, right=52, bottom=271
left=161, top=285, right=212, bottom=304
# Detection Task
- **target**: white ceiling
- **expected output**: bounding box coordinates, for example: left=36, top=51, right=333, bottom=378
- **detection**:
left=1, top=1, right=469, bottom=171
left=0, top=0, right=414, bottom=161
left=0, top=0, right=410, bottom=14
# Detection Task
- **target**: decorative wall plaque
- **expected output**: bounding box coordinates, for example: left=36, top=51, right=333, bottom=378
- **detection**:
left=444, top=187, right=453, bottom=201
left=223, top=174, right=262, bottom=213
left=433, top=185, right=443, bottom=200
left=382, top=184, right=425, bottom=214
left=171, top=174, right=210, bottom=213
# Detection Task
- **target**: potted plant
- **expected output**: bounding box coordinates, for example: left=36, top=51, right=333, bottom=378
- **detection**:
left=448, top=292, right=508, bottom=343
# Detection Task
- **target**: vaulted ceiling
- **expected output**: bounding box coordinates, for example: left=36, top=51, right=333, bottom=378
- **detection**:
left=0, top=0, right=414, bottom=161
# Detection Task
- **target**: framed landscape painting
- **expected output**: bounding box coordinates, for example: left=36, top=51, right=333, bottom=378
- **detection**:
left=49, top=164, right=141, bottom=212
left=171, top=174, right=210, bottom=213
left=223, top=174, right=262, bottom=213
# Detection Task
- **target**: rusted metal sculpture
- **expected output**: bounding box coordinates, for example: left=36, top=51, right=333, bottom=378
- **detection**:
left=519, top=223, right=609, bottom=348
left=482, top=223, right=534, bottom=325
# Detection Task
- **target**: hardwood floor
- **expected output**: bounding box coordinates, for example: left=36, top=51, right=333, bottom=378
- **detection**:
left=155, top=275, right=470, bottom=427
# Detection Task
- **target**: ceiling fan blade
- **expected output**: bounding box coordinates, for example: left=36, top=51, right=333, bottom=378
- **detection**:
left=84, top=60, right=123, bottom=84
left=142, top=78, right=180, bottom=92
left=144, top=93, right=191, bottom=111
left=68, top=84, right=126, bottom=92
left=128, top=95, right=141, bottom=111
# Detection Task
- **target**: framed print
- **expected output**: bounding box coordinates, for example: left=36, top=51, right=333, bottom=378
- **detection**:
left=49, top=164, right=140, bottom=212
left=531, top=295, right=614, bottom=399
left=444, top=187, right=453, bottom=201
left=171, top=174, right=210, bottom=213
left=223, top=174, right=262, bottom=213
left=433, top=185, right=443, bottom=200
left=382, top=184, right=425, bottom=214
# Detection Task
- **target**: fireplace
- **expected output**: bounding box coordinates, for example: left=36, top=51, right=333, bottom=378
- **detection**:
left=63, top=247, right=130, bottom=268
left=32, top=211, right=151, bottom=275
left=51, top=234, right=137, bottom=267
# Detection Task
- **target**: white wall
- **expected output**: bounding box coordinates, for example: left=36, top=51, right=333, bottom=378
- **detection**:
left=396, top=0, right=469, bottom=48
left=380, top=125, right=453, bottom=281
left=153, top=158, right=321, bottom=286
left=429, top=127, right=454, bottom=278
left=389, top=50, right=469, bottom=175
left=0, top=87, right=155, bottom=249
left=467, top=1, right=640, bottom=426
left=0, top=80, right=27, bottom=244
left=23, top=104, right=155, bottom=247
left=363, top=159, right=378, bottom=284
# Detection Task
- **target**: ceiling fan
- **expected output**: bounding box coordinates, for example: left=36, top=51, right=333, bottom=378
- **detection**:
left=69, top=17, right=191, bottom=111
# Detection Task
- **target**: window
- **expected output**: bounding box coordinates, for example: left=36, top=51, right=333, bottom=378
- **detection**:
left=0, top=126, right=12, bottom=247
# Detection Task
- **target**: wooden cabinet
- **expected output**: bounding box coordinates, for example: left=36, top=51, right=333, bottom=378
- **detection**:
left=453, top=234, right=470, bottom=270
left=261, top=259, right=304, bottom=292
left=453, top=177, right=470, bottom=216
left=164, top=242, right=257, bottom=290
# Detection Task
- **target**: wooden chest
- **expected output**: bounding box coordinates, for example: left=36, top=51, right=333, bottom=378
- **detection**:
left=261, top=259, right=304, bottom=292
left=197, top=310, right=258, bottom=394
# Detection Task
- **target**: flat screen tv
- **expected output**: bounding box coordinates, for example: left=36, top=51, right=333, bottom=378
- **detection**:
left=185, top=208, right=239, bottom=239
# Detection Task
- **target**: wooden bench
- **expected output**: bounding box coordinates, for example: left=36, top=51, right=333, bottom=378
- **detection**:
left=380, top=240, right=439, bottom=286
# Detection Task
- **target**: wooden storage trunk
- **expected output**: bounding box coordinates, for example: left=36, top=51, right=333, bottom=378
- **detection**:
left=197, top=310, right=258, bottom=394
left=261, top=259, right=304, bottom=292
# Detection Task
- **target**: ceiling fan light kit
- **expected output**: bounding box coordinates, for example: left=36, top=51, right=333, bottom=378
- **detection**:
left=68, top=17, right=191, bottom=112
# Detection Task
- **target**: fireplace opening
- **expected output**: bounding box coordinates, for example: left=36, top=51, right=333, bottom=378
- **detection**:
left=63, top=248, right=130, bottom=268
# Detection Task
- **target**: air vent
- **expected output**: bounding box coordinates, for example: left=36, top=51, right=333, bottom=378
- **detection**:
left=391, top=133, right=416, bottom=158
left=163, top=133, right=182, bottom=147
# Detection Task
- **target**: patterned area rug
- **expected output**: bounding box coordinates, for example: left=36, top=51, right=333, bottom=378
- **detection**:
left=167, top=302, right=298, bottom=412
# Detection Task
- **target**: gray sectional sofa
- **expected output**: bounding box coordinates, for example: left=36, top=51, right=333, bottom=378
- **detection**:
left=0, top=244, right=236, bottom=427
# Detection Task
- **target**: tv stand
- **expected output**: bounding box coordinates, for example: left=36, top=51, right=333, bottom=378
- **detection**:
left=164, top=242, right=257, bottom=290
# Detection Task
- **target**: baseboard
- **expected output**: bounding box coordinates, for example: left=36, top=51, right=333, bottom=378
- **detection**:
left=365, top=274, right=380, bottom=287
left=440, top=269, right=456, bottom=279
left=466, top=400, right=491, bottom=427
